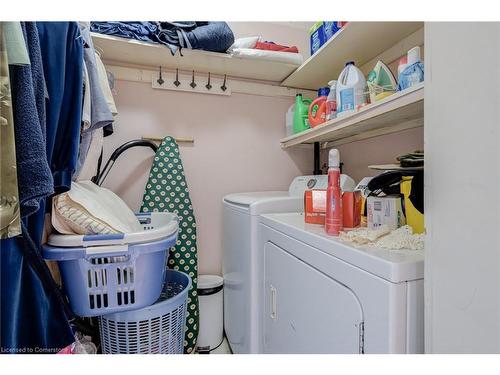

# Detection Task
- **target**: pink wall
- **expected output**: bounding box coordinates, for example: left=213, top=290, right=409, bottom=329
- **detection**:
left=100, top=22, right=424, bottom=276
left=326, top=127, right=424, bottom=183
left=102, top=79, right=312, bottom=275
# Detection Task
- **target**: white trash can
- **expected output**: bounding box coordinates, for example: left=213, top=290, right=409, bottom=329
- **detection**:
left=197, top=275, right=224, bottom=353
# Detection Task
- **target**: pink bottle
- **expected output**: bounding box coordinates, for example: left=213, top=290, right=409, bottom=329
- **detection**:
left=325, top=149, right=343, bottom=236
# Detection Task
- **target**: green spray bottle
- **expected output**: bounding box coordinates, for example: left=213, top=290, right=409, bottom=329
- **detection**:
left=293, top=94, right=312, bottom=134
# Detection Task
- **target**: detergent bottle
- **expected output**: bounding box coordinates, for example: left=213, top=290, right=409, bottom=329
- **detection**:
left=397, top=46, right=424, bottom=91
left=325, top=80, right=337, bottom=121
left=308, top=86, right=330, bottom=128
left=336, top=61, right=367, bottom=117
left=293, top=94, right=312, bottom=134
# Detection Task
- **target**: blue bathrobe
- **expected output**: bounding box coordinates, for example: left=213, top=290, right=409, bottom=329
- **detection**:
left=1, top=21, right=83, bottom=353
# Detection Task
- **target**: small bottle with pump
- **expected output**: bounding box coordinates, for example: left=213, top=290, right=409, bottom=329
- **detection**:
left=325, top=149, right=343, bottom=236
left=325, top=80, right=337, bottom=121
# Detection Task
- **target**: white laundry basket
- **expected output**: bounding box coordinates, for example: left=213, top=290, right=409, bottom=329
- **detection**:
left=196, top=275, right=224, bottom=352
left=99, top=270, right=191, bottom=354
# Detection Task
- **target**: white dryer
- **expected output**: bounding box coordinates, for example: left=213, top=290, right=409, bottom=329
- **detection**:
left=222, top=175, right=328, bottom=354
left=259, top=212, right=424, bottom=354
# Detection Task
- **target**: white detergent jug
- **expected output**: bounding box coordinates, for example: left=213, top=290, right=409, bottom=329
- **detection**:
left=336, top=61, right=367, bottom=117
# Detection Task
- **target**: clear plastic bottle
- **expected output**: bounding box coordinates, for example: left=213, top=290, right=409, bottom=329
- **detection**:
left=325, top=80, right=337, bottom=121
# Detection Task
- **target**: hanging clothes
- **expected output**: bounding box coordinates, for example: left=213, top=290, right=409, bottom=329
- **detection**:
left=1, top=21, right=83, bottom=353
left=82, top=62, right=91, bottom=131
left=0, top=24, right=21, bottom=238
left=3, top=22, right=30, bottom=65
left=1, top=232, right=74, bottom=353
left=94, top=51, right=117, bottom=116
left=74, top=128, right=104, bottom=181
left=140, top=137, right=199, bottom=353
left=75, top=49, right=117, bottom=181
left=8, top=23, right=53, bottom=219
left=74, top=47, right=118, bottom=181
left=74, top=22, right=113, bottom=178
left=36, top=22, right=84, bottom=193
left=74, top=61, right=96, bottom=181
left=78, top=22, right=113, bottom=130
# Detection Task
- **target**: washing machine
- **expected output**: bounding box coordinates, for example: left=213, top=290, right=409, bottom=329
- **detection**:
left=222, top=175, right=332, bottom=354
left=259, top=212, right=424, bottom=354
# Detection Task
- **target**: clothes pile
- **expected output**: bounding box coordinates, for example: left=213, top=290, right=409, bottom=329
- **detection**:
left=254, top=40, right=299, bottom=53
left=90, top=21, right=235, bottom=55
left=227, top=35, right=304, bottom=65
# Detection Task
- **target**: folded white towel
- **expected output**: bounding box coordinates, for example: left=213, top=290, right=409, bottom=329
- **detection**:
left=230, top=47, right=304, bottom=65
left=226, top=36, right=260, bottom=53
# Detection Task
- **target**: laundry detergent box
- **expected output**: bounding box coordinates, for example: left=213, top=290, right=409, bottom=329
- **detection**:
left=304, top=189, right=327, bottom=225
left=342, top=191, right=362, bottom=229
left=323, top=22, right=342, bottom=40
left=309, top=22, right=326, bottom=56
left=367, top=195, right=406, bottom=231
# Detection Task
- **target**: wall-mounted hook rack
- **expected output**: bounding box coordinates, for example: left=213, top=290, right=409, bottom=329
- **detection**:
left=221, top=74, right=227, bottom=92
left=157, top=66, right=164, bottom=85
left=190, top=70, right=197, bottom=89
left=174, top=68, right=181, bottom=87
left=205, top=72, right=212, bottom=90
left=152, top=69, right=231, bottom=96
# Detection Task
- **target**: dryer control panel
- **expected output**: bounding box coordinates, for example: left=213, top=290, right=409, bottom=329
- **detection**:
left=289, top=174, right=356, bottom=196
left=288, top=175, right=328, bottom=196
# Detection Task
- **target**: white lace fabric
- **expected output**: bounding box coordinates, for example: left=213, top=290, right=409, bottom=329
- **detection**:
left=340, top=225, right=424, bottom=250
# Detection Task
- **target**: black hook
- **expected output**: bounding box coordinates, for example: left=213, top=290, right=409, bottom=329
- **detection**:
left=190, top=70, right=197, bottom=89
left=205, top=72, right=212, bottom=90
left=157, top=66, right=164, bottom=85
left=221, top=74, right=227, bottom=92
left=174, top=69, right=181, bottom=87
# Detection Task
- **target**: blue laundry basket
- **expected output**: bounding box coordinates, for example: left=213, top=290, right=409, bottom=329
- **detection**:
left=98, top=270, right=191, bottom=354
left=43, top=212, right=179, bottom=317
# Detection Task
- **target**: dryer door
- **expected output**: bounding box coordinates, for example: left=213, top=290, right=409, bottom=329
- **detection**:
left=264, top=242, right=364, bottom=353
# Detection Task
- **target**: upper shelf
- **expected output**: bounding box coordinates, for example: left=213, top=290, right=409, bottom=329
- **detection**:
left=280, top=83, right=424, bottom=149
left=281, top=22, right=424, bottom=90
left=91, top=33, right=301, bottom=82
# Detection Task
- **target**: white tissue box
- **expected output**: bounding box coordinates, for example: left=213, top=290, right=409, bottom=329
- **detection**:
left=367, top=195, right=406, bottom=231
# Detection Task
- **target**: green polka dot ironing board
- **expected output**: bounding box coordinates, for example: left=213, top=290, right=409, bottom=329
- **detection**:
left=140, top=136, right=199, bottom=354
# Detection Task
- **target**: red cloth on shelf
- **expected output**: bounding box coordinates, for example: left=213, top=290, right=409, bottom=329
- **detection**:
left=254, top=41, right=299, bottom=53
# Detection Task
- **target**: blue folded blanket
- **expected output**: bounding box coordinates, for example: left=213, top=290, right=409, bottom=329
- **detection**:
left=91, top=21, right=157, bottom=42
left=90, top=21, right=234, bottom=55
left=187, top=22, right=234, bottom=53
